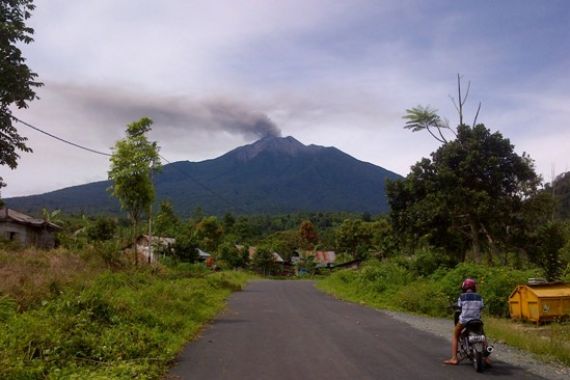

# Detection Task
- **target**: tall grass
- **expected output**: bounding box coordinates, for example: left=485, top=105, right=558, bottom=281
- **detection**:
left=0, top=247, right=251, bottom=379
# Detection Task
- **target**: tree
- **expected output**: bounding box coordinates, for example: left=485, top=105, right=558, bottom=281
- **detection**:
left=298, top=220, right=319, bottom=251
left=0, top=1, right=42, bottom=194
left=388, top=124, right=541, bottom=263
left=108, top=117, right=161, bottom=265
left=549, top=171, right=570, bottom=220
left=193, top=216, right=223, bottom=252
left=403, top=105, right=452, bottom=144
left=154, top=200, right=180, bottom=238
left=86, top=217, right=117, bottom=241
left=527, top=222, right=567, bottom=281
left=335, top=219, right=374, bottom=260
left=252, top=245, right=275, bottom=276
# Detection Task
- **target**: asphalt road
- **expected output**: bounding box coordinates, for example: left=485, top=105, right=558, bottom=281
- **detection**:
left=168, top=280, right=544, bottom=380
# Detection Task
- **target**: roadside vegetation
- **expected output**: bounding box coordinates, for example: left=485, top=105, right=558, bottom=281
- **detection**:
left=318, top=259, right=570, bottom=365
left=0, top=246, right=250, bottom=379
left=317, top=81, right=570, bottom=367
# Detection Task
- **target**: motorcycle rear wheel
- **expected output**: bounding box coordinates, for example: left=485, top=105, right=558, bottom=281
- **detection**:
left=473, top=351, right=484, bottom=372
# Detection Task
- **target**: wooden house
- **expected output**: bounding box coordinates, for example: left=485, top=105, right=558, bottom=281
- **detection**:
left=0, top=207, right=61, bottom=249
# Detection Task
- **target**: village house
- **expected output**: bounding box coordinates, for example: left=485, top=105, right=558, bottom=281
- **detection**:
left=0, top=207, right=61, bottom=249
left=135, top=234, right=176, bottom=263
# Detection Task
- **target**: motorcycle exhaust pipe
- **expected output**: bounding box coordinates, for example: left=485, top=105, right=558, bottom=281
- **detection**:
left=486, top=345, right=494, bottom=354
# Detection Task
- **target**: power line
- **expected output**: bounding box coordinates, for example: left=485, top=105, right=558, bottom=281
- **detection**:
left=158, top=154, right=245, bottom=214
left=11, top=114, right=112, bottom=157
left=10, top=114, right=245, bottom=213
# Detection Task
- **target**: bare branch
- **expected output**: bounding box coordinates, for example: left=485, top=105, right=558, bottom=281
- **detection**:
left=462, top=81, right=471, bottom=107
left=425, top=126, right=446, bottom=144
left=449, top=95, right=460, bottom=114
left=472, top=102, right=482, bottom=126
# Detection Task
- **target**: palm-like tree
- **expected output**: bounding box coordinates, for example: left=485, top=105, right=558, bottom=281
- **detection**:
left=403, top=105, right=455, bottom=144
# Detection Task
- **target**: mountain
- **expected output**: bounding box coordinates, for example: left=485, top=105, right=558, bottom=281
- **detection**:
left=5, top=136, right=402, bottom=216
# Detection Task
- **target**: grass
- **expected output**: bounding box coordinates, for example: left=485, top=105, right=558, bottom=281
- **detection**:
left=485, top=317, right=570, bottom=366
left=0, top=247, right=252, bottom=379
left=317, top=261, right=570, bottom=367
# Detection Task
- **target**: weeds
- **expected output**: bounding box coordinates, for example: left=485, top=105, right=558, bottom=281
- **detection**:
left=0, top=247, right=251, bottom=379
left=318, top=259, right=569, bottom=366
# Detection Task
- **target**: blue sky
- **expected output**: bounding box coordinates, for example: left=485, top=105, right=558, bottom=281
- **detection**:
left=2, top=0, right=569, bottom=197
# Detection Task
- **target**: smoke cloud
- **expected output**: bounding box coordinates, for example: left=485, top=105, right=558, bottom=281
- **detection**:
left=48, top=83, right=281, bottom=139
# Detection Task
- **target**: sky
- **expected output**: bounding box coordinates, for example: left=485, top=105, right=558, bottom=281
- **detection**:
left=2, top=0, right=569, bottom=197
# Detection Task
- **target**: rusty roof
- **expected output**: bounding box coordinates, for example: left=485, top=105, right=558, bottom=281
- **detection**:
left=314, top=251, right=336, bottom=264
left=0, top=208, right=61, bottom=230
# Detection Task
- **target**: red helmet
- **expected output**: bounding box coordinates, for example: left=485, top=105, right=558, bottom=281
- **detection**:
left=461, top=278, right=477, bottom=292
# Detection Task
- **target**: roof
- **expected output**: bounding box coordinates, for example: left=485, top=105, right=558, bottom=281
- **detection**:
left=196, top=248, right=211, bottom=258
left=514, top=283, right=570, bottom=298
left=247, top=246, right=284, bottom=262
left=0, top=208, right=61, bottom=230
left=136, top=235, right=176, bottom=246
left=314, top=251, right=336, bottom=264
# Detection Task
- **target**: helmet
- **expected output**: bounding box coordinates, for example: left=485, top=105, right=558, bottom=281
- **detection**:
left=461, top=278, right=477, bottom=292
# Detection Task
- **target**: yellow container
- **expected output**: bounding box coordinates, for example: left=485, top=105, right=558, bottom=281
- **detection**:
left=508, top=282, right=570, bottom=323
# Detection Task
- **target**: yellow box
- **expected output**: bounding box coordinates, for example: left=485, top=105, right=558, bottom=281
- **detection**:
left=508, top=283, right=570, bottom=323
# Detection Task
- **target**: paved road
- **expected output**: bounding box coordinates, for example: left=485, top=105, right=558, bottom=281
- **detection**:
left=168, top=280, right=544, bottom=380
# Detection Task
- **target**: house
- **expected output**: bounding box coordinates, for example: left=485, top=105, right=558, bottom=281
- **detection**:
left=135, top=234, right=175, bottom=263
left=247, top=246, right=284, bottom=263
left=0, top=207, right=61, bottom=249
left=314, top=251, right=336, bottom=268
left=196, top=248, right=211, bottom=261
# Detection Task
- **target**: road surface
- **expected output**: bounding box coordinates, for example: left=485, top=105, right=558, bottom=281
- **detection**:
left=168, top=280, right=544, bottom=380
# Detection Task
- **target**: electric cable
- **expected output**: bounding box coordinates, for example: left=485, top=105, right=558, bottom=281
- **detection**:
left=9, top=114, right=245, bottom=213
left=10, top=114, right=112, bottom=157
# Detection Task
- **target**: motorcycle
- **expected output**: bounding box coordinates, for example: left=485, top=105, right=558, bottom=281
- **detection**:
left=454, top=309, right=494, bottom=372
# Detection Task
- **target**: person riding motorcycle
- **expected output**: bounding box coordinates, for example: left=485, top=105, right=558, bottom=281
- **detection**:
left=444, top=278, right=491, bottom=366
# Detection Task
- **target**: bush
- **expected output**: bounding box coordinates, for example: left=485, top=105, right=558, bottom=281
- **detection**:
left=395, top=281, right=449, bottom=317
left=86, top=217, right=118, bottom=241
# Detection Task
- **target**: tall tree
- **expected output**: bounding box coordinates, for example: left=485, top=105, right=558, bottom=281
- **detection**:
left=154, top=200, right=180, bottom=238
left=298, top=219, right=319, bottom=251
left=0, top=0, right=42, bottom=195
left=388, top=124, right=541, bottom=262
left=108, top=117, right=161, bottom=265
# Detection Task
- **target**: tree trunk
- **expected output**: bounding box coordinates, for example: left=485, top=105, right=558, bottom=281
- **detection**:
left=469, top=218, right=481, bottom=263
left=133, top=218, right=138, bottom=266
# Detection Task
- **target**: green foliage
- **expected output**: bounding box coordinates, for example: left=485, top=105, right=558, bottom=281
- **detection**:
left=154, top=200, right=180, bottom=238
left=108, top=117, right=161, bottom=264
left=86, top=217, right=118, bottom=241
left=388, top=124, right=542, bottom=262
left=0, top=0, right=42, bottom=191
left=335, top=219, right=375, bottom=259
left=217, top=242, right=246, bottom=269
left=550, top=171, right=570, bottom=220
left=0, top=296, right=17, bottom=322
left=193, top=216, right=223, bottom=252
left=527, top=222, right=567, bottom=281
left=108, top=118, right=161, bottom=218
left=403, top=105, right=450, bottom=143
left=252, top=245, right=275, bottom=275
left=0, top=268, right=250, bottom=379
left=172, top=229, right=199, bottom=262
left=319, top=260, right=539, bottom=318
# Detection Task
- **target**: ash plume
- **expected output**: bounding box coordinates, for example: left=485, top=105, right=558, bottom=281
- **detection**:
left=48, top=83, right=281, bottom=139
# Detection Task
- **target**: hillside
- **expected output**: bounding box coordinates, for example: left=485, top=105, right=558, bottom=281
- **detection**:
left=5, top=136, right=402, bottom=216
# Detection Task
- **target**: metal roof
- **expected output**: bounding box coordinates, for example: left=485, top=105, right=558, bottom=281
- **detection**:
left=0, top=208, right=61, bottom=229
